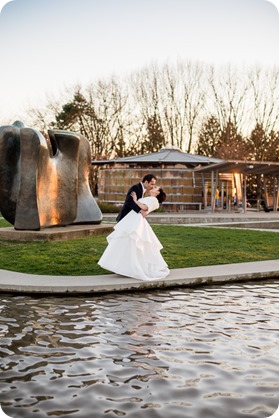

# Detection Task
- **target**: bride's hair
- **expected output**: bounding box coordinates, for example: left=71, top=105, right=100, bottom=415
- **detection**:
left=156, top=188, right=166, bottom=204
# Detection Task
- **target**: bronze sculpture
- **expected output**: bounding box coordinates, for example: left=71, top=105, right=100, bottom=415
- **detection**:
left=0, top=122, right=102, bottom=230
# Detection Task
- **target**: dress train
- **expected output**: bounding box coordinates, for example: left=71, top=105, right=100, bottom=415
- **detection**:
left=98, top=207, right=169, bottom=281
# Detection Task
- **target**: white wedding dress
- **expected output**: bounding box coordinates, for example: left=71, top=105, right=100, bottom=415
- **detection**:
left=98, top=196, right=170, bottom=281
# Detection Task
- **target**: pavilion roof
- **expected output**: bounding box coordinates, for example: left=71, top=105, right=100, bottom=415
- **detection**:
left=93, top=147, right=223, bottom=167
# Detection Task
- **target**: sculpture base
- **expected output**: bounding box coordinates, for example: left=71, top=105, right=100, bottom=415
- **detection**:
left=0, top=223, right=114, bottom=242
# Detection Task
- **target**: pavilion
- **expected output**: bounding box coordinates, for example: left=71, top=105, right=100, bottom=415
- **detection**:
left=93, top=147, right=222, bottom=212
left=195, top=160, right=279, bottom=212
left=93, top=148, right=279, bottom=213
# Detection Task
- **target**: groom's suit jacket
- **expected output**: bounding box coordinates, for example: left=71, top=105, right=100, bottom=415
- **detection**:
left=116, top=182, right=144, bottom=222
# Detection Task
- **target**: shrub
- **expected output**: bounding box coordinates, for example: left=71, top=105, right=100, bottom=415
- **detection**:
left=97, top=201, right=121, bottom=213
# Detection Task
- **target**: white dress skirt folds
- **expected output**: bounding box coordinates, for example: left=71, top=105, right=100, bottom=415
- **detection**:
left=98, top=196, right=170, bottom=281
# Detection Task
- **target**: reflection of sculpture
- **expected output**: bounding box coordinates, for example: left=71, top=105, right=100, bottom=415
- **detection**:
left=0, top=122, right=103, bottom=230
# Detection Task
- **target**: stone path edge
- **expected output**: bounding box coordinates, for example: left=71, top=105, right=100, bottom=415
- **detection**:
left=0, top=259, right=279, bottom=295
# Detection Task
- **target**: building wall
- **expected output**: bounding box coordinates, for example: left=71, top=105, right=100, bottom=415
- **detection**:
left=98, top=164, right=212, bottom=212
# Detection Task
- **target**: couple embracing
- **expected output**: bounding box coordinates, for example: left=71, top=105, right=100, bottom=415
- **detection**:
left=98, top=174, right=170, bottom=281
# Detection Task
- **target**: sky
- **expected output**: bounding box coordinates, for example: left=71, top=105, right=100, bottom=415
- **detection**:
left=0, top=0, right=278, bottom=123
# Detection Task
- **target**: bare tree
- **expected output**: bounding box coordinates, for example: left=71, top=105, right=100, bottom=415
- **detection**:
left=30, top=79, right=132, bottom=160
left=176, top=60, right=206, bottom=152
left=134, top=61, right=206, bottom=152
left=249, top=66, right=279, bottom=133
left=206, top=64, right=249, bottom=134
left=160, top=63, right=180, bottom=147
left=27, top=61, right=279, bottom=161
left=129, top=64, right=166, bottom=152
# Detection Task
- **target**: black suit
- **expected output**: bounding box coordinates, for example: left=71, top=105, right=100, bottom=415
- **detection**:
left=116, top=183, right=144, bottom=222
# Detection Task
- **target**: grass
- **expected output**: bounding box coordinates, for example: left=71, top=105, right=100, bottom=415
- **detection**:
left=0, top=218, right=279, bottom=275
left=0, top=219, right=11, bottom=228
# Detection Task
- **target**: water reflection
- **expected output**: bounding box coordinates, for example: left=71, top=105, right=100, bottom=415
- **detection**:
left=0, top=280, right=278, bottom=418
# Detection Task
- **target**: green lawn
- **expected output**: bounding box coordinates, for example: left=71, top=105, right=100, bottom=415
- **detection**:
left=0, top=219, right=11, bottom=228
left=0, top=218, right=278, bottom=275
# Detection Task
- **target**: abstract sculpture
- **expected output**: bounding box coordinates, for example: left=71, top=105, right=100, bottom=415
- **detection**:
left=0, top=121, right=103, bottom=230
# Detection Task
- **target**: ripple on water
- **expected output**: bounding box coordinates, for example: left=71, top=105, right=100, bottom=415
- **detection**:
left=0, top=280, right=279, bottom=418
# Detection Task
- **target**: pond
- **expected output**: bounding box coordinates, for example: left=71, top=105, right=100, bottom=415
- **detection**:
left=0, top=280, right=278, bottom=418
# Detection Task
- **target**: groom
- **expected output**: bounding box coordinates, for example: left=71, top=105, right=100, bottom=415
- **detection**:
left=116, top=174, right=157, bottom=222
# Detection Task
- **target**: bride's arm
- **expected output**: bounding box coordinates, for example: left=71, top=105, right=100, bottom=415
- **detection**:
left=130, top=191, right=148, bottom=210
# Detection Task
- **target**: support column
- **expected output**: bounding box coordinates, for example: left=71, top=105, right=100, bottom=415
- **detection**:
left=273, top=177, right=277, bottom=212
left=211, top=170, right=215, bottom=212
left=243, top=175, right=247, bottom=213
left=201, top=174, right=207, bottom=209
left=221, top=182, right=224, bottom=210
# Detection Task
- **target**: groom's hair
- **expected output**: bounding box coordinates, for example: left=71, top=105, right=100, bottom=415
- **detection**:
left=142, top=174, right=157, bottom=183
left=156, top=188, right=166, bottom=204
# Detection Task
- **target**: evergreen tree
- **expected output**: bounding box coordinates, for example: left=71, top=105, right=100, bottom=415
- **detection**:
left=217, top=120, right=247, bottom=159
left=142, top=113, right=165, bottom=153
left=196, top=115, right=221, bottom=157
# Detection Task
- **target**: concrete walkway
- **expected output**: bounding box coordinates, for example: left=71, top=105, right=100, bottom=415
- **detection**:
left=1, top=210, right=279, bottom=294
left=1, top=260, right=279, bottom=295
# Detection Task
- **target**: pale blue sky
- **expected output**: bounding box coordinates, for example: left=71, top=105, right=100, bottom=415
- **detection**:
left=0, top=0, right=278, bottom=122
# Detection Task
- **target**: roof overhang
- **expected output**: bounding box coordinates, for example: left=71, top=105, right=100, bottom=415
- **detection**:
left=194, top=160, right=279, bottom=176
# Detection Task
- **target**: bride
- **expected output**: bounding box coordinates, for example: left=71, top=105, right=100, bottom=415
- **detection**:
left=98, top=187, right=170, bottom=281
